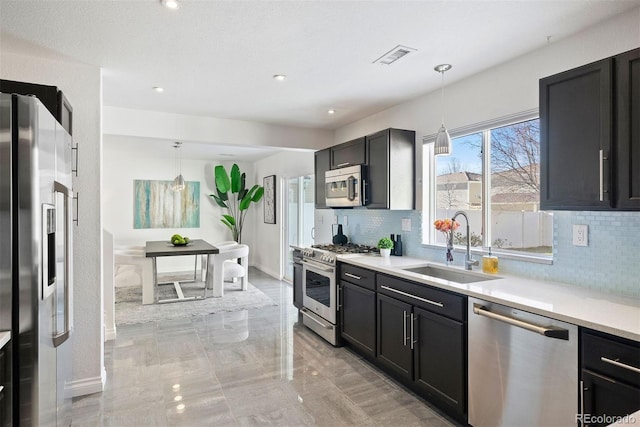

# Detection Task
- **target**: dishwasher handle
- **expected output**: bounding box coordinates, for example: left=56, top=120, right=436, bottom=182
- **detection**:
left=473, top=304, right=569, bottom=340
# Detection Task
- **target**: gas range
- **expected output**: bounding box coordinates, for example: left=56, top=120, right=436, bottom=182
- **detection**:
left=301, top=243, right=378, bottom=266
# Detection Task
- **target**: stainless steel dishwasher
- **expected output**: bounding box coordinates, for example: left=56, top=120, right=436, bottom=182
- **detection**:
left=468, top=297, right=578, bottom=427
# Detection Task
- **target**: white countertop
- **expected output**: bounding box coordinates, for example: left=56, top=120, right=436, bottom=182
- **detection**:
left=338, top=254, right=640, bottom=342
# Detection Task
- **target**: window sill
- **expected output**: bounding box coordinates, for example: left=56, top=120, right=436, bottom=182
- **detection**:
left=420, top=243, right=554, bottom=265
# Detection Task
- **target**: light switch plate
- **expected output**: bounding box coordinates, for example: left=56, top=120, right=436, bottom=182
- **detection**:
left=333, top=215, right=338, bottom=225
left=402, top=218, right=411, bottom=232
left=343, top=215, right=348, bottom=226
left=572, top=224, right=588, bottom=247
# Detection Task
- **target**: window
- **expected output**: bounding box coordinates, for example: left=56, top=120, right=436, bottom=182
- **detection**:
left=424, top=115, right=553, bottom=258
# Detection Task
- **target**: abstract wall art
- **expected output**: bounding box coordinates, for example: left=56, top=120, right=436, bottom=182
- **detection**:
left=133, top=180, right=200, bottom=229
left=263, top=175, right=276, bottom=224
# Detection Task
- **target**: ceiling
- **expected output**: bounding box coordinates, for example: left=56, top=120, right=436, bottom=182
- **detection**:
left=1, top=0, right=638, bottom=135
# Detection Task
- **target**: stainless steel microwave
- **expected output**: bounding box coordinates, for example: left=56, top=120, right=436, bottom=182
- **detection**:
left=325, top=165, right=364, bottom=207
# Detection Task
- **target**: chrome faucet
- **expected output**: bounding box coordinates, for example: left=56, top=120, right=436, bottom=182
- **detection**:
left=449, top=211, right=479, bottom=270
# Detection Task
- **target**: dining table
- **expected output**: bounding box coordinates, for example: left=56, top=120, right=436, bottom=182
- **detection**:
left=144, top=239, right=220, bottom=303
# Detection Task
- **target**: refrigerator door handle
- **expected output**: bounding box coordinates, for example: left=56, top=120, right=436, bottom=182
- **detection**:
left=53, top=181, right=72, bottom=347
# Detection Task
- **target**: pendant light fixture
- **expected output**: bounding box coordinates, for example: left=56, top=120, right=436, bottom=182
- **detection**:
left=172, top=142, right=185, bottom=192
left=434, top=64, right=452, bottom=156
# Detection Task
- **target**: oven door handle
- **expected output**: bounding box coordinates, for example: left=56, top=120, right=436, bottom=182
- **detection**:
left=302, top=259, right=334, bottom=272
left=300, top=308, right=332, bottom=329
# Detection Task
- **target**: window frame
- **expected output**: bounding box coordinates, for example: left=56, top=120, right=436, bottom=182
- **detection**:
left=422, top=109, right=553, bottom=264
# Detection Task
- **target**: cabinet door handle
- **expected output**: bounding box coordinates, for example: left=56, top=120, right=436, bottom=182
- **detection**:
left=403, top=310, right=408, bottom=346
left=337, top=286, right=342, bottom=311
left=344, top=272, right=361, bottom=280
left=362, top=179, right=368, bottom=203
left=579, top=380, right=584, bottom=426
left=599, top=149, right=608, bottom=202
left=600, top=357, right=640, bottom=374
left=380, top=285, right=444, bottom=308
left=336, top=162, right=350, bottom=168
left=410, top=313, right=416, bottom=350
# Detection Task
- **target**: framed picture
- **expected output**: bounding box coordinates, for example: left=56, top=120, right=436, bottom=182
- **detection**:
left=263, top=175, right=276, bottom=224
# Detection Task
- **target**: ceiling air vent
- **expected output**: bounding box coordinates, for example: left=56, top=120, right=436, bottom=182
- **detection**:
left=373, top=45, right=417, bottom=65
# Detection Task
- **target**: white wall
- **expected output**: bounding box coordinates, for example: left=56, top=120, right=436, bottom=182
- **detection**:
left=104, top=106, right=333, bottom=149
left=334, top=8, right=640, bottom=145
left=252, top=150, right=315, bottom=278
left=103, top=135, right=256, bottom=271
left=1, top=52, right=105, bottom=395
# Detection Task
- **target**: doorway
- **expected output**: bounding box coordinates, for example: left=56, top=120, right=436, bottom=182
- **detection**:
left=282, top=175, right=314, bottom=281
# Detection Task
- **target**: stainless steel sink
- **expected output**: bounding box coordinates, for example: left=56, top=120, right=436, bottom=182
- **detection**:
left=400, top=265, right=498, bottom=284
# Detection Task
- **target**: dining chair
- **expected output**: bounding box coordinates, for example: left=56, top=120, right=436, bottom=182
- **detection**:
left=205, top=242, right=249, bottom=297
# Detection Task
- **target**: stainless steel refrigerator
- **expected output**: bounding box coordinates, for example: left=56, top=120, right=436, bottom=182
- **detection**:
left=0, top=93, right=74, bottom=426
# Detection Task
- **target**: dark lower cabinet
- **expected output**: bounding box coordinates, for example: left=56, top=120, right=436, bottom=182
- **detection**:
left=413, top=308, right=465, bottom=418
left=582, top=369, right=640, bottom=426
left=339, top=266, right=468, bottom=424
left=376, top=294, right=413, bottom=380
left=375, top=276, right=468, bottom=424
left=580, top=329, right=640, bottom=426
left=339, top=281, right=376, bottom=358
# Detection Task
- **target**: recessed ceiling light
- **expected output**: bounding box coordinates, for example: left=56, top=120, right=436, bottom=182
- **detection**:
left=161, top=0, right=181, bottom=10
left=327, top=109, right=336, bottom=115
left=153, top=86, right=164, bottom=93
left=273, top=74, right=287, bottom=81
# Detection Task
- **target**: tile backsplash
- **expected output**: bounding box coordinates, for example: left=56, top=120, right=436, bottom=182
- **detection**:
left=316, top=209, right=640, bottom=299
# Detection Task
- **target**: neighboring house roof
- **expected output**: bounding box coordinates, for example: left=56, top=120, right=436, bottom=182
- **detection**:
left=436, top=172, right=482, bottom=183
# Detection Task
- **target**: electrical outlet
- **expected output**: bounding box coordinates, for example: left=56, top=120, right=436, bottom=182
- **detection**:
left=402, top=218, right=412, bottom=232
left=343, top=215, right=348, bottom=226
left=572, top=224, right=588, bottom=247
left=333, top=215, right=338, bottom=224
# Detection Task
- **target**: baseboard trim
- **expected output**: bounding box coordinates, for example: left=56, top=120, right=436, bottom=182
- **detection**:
left=71, top=367, right=106, bottom=397
left=252, top=264, right=280, bottom=280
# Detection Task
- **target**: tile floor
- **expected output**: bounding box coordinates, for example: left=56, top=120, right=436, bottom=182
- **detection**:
left=71, top=268, right=456, bottom=426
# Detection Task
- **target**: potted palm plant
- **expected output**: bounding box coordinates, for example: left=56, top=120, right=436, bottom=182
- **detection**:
left=209, top=164, right=264, bottom=243
left=377, top=237, right=394, bottom=258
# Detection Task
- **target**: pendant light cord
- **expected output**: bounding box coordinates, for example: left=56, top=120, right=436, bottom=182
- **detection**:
left=440, top=70, right=445, bottom=125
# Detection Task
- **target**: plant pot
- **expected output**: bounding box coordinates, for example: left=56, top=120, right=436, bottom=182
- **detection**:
left=380, top=248, right=391, bottom=258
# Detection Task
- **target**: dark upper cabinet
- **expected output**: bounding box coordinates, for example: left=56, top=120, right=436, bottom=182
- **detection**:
left=314, top=148, right=331, bottom=209
left=330, top=137, right=366, bottom=170
left=314, top=128, right=415, bottom=210
left=615, top=48, right=640, bottom=209
left=540, top=47, right=640, bottom=211
left=365, top=128, right=415, bottom=209
left=540, top=58, right=613, bottom=210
